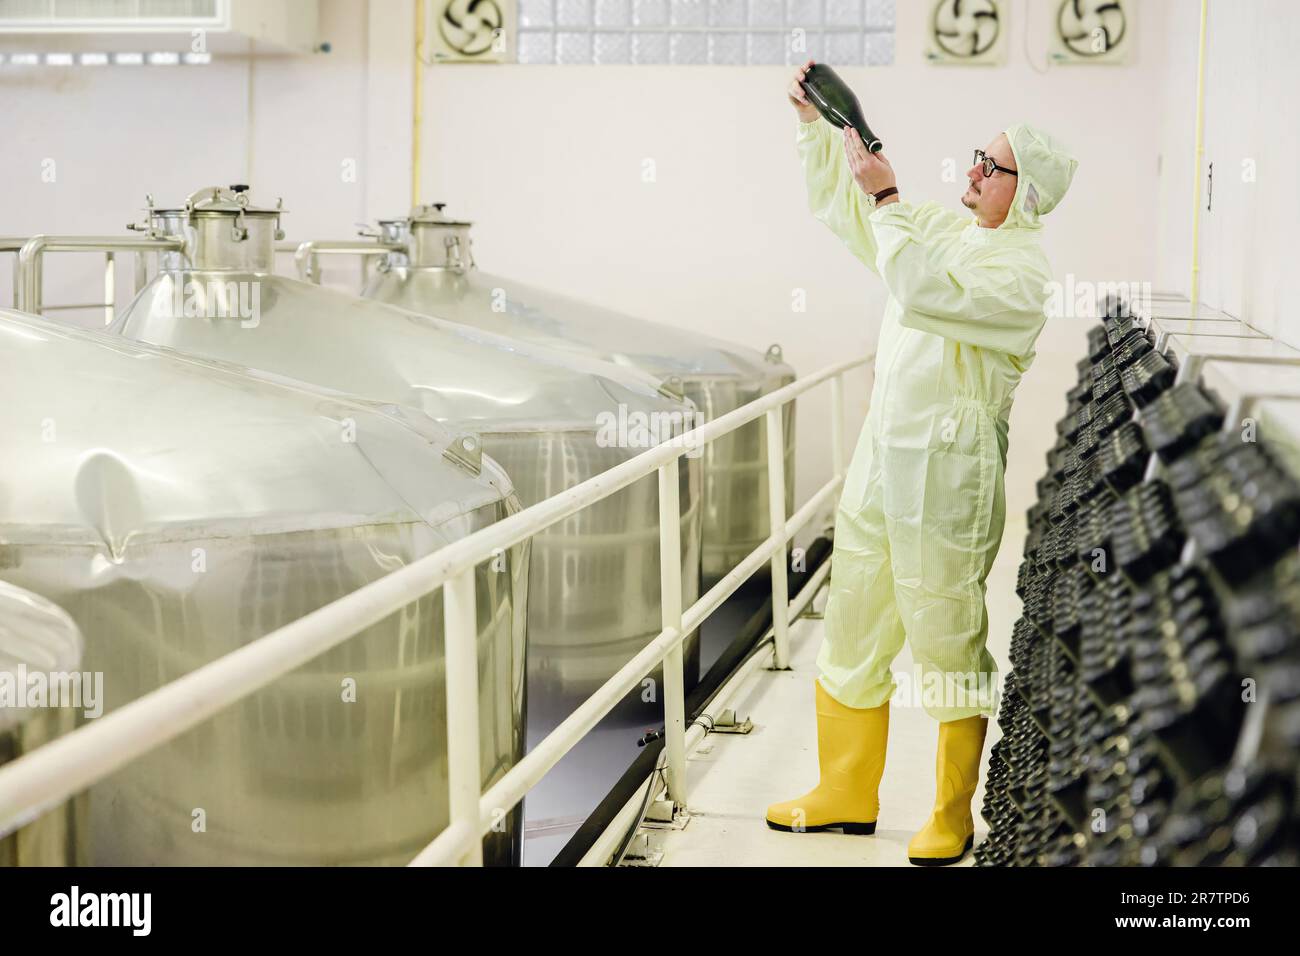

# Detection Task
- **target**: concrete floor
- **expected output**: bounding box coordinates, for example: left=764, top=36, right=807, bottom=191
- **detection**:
left=652, top=515, right=1026, bottom=867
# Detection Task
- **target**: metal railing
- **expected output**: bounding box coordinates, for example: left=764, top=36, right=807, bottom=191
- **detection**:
left=0, top=352, right=868, bottom=866
left=572, top=546, right=835, bottom=867
left=3, top=235, right=183, bottom=324
left=286, top=239, right=401, bottom=284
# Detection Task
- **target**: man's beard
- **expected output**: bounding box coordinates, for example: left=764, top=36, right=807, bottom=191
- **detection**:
left=961, top=192, right=977, bottom=210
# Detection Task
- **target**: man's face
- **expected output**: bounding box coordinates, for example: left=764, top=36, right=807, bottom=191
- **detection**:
left=962, top=133, right=1018, bottom=227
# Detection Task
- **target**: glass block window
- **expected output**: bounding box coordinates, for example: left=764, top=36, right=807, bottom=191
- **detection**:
left=517, top=0, right=894, bottom=65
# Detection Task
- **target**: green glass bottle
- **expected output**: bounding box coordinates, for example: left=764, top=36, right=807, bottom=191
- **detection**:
left=800, top=63, right=884, bottom=153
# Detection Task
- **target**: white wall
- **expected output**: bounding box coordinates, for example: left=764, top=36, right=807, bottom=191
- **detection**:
left=1, top=0, right=1172, bottom=523
left=419, top=0, right=1172, bottom=515
left=1154, top=0, right=1300, bottom=350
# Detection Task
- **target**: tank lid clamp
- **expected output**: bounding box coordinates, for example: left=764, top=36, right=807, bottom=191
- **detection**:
left=442, top=432, right=484, bottom=477
left=659, top=375, right=686, bottom=402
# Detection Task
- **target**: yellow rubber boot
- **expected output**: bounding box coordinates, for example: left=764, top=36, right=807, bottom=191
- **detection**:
left=908, top=715, right=988, bottom=865
left=765, top=682, right=889, bottom=834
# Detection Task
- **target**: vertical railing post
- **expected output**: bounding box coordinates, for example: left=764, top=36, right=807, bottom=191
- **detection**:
left=22, top=251, right=41, bottom=315
left=443, top=567, right=483, bottom=866
left=658, top=459, right=688, bottom=806
left=103, top=252, right=115, bottom=326
left=133, top=251, right=148, bottom=296
left=766, top=405, right=791, bottom=669
left=830, top=373, right=846, bottom=480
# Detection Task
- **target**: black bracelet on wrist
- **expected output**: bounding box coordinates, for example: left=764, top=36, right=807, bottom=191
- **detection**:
left=873, top=187, right=899, bottom=203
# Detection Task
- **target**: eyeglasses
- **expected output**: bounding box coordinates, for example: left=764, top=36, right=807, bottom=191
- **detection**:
left=973, top=149, right=1017, bottom=178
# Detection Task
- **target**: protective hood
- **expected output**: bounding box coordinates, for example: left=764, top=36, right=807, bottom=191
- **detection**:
left=1000, top=123, right=1078, bottom=230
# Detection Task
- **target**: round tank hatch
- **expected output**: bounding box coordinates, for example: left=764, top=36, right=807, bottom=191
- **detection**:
left=397, top=203, right=475, bottom=272
left=408, top=202, right=473, bottom=228
left=147, top=184, right=285, bottom=219
left=140, top=185, right=284, bottom=273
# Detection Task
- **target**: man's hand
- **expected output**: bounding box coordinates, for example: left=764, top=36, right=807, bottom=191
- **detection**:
left=788, top=60, right=820, bottom=123
left=843, top=127, right=897, bottom=202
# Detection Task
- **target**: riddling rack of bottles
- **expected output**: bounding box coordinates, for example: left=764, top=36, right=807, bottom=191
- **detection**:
left=977, top=300, right=1300, bottom=867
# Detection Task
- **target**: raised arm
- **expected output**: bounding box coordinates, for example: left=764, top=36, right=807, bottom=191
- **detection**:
left=789, top=60, right=882, bottom=274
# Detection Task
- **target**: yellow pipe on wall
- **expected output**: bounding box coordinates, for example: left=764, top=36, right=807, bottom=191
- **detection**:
left=1189, top=0, right=1208, bottom=309
left=412, top=0, right=426, bottom=209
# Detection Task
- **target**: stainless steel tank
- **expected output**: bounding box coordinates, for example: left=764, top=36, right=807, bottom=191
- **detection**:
left=0, top=581, right=86, bottom=866
left=0, top=308, right=527, bottom=866
left=108, top=187, right=703, bottom=700
left=340, top=204, right=796, bottom=582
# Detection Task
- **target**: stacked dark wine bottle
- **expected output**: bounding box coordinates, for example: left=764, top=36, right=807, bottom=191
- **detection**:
left=976, top=298, right=1300, bottom=867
